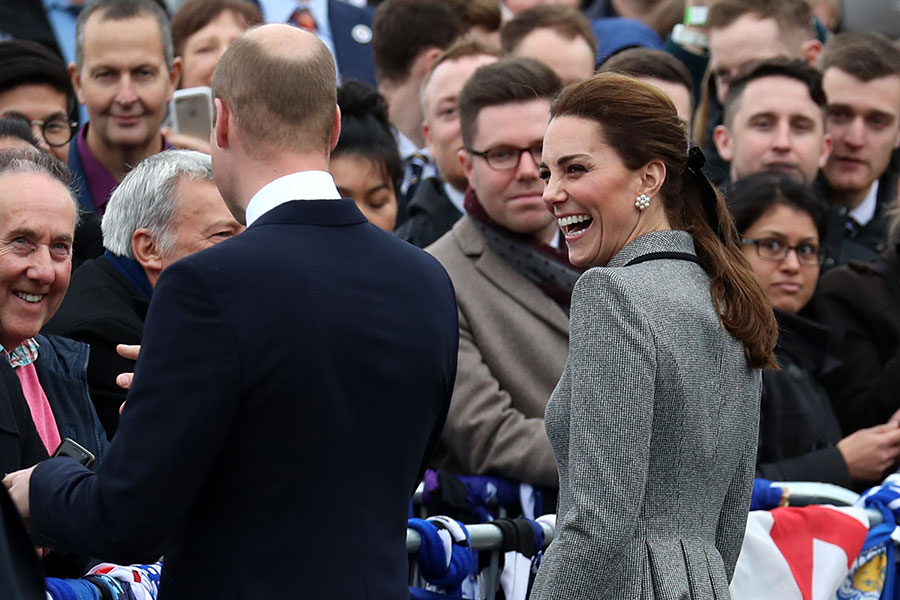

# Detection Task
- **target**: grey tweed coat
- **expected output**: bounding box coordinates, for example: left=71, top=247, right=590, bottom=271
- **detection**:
left=531, top=230, right=761, bottom=600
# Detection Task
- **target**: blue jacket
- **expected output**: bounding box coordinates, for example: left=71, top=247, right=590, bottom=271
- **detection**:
left=0, top=334, right=107, bottom=476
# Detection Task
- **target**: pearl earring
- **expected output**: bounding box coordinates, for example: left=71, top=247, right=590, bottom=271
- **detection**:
left=635, top=194, right=651, bottom=211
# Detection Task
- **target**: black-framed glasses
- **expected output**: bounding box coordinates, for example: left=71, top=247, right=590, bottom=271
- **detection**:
left=466, top=143, right=542, bottom=171
left=741, top=237, right=823, bottom=266
left=6, top=115, right=78, bottom=147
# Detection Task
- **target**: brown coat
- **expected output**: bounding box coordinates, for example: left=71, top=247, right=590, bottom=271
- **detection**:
left=427, top=216, right=568, bottom=488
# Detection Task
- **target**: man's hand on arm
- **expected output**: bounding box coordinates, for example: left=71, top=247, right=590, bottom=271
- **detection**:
left=3, top=465, right=36, bottom=525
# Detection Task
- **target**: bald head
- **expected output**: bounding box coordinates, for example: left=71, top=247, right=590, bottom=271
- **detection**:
left=212, top=24, right=337, bottom=156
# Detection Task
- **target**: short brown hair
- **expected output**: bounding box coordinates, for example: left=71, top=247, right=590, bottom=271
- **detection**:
left=818, top=32, right=900, bottom=82
left=372, top=0, right=466, bottom=84
left=445, top=0, right=501, bottom=35
left=599, top=48, right=692, bottom=93
left=707, top=0, right=815, bottom=41
left=171, top=0, right=262, bottom=57
left=458, top=57, right=562, bottom=148
left=421, top=36, right=504, bottom=97
left=500, top=5, right=598, bottom=58
left=722, top=57, right=825, bottom=127
left=551, top=73, right=777, bottom=368
left=211, top=34, right=336, bottom=157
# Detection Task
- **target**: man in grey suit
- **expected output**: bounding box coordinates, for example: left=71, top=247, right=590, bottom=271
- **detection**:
left=427, top=58, right=576, bottom=490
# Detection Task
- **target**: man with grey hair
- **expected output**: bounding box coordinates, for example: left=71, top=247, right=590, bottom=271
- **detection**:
left=45, top=149, right=243, bottom=438
left=66, top=0, right=182, bottom=218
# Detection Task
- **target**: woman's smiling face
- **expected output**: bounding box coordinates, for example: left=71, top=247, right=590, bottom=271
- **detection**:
left=540, top=115, right=647, bottom=267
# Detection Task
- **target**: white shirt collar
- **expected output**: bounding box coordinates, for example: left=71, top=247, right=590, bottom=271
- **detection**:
left=394, top=129, right=426, bottom=161
left=245, top=170, right=341, bottom=226
left=443, top=181, right=466, bottom=215
left=849, top=180, right=879, bottom=226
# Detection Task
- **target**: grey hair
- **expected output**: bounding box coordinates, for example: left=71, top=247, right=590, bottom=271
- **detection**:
left=102, top=150, right=213, bottom=258
left=0, top=148, right=81, bottom=226
left=75, top=0, right=174, bottom=72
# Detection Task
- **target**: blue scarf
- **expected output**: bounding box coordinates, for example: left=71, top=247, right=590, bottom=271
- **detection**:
left=103, top=251, right=153, bottom=300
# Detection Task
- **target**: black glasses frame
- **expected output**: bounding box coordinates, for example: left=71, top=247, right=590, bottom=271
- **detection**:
left=466, top=144, right=542, bottom=171
left=741, top=237, right=823, bottom=266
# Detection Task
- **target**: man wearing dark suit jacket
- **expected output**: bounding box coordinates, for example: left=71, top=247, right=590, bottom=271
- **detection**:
left=5, top=25, right=459, bottom=600
left=43, top=150, right=244, bottom=439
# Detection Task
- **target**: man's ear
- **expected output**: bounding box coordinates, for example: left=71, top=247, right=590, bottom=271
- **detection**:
left=69, top=63, right=85, bottom=105
left=713, top=124, right=735, bottom=162
left=802, top=39, right=823, bottom=66
left=459, top=148, right=473, bottom=180
left=214, top=97, right=230, bottom=150
left=167, top=57, right=184, bottom=100
left=131, top=229, right=163, bottom=285
left=819, top=133, right=833, bottom=169
left=329, top=106, right=341, bottom=152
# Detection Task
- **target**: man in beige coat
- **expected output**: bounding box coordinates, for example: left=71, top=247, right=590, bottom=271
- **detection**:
left=427, top=58, right=576, bottom=489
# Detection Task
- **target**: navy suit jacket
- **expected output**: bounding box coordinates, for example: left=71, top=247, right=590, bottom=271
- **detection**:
left=30, top=198, right=459, bottom=599
left=329, top=0, right=377, bottom=86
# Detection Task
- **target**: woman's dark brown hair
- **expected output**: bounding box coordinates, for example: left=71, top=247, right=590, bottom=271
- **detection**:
left=171, top=0, right=263, bottom=58
left=551, top=72, right=777, bottom=368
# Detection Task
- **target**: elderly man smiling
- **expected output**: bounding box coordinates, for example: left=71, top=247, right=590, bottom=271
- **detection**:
left=0, top=148, right=106, bottom=489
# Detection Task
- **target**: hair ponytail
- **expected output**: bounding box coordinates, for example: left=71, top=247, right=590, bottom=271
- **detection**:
left=680, top=165, right=777, bottom=369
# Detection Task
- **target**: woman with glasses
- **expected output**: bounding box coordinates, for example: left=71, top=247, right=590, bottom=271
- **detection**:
left=730, top=172, right=900, bottom=488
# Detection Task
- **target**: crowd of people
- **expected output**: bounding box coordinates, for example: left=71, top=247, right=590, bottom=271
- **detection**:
left=0, top=0, right=898, bottom=598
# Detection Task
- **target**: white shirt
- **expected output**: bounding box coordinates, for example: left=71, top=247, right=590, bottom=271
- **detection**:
left=849, top=180, right=879, bottom=226
left=443, top=181, right=466, bottom=215
left=245, top=170, right=341, bottom=226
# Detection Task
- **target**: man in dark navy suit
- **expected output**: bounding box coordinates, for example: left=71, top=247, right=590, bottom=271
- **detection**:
left=4, top=24, right=459, bottom=600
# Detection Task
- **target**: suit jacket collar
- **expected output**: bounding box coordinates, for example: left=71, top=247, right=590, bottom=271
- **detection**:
left=453, top=216, right=569, bottom=334
left=250, top=198, right=368, bottom=228
left=607, top=230, right=696, bottom=268
left=408, top=178, right=463, bottom=222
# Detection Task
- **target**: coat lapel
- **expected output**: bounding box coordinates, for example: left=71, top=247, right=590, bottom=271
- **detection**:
left=455, top=217, right=570, bottom=335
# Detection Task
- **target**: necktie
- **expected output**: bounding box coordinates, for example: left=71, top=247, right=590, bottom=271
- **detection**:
left=289, top=5, right=318, bottom=33
left=406, top=153, right=428, bottom=200
left=16, top=363, right=62, bottom=455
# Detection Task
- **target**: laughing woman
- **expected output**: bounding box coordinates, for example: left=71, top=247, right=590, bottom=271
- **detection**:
left=532, top=73, right=778, bottom=599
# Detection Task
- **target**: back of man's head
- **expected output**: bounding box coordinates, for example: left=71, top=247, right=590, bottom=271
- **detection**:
left=818, top=32, right=900, bottom=82
left=458, top=57, right=562, bottom=148
left=75, top=0, right=174, bottom=72
left=445, top=0, right=502, bottom=42
left=421, top=36, right=504, bottom=110
left=372, top=0, right=466, bottom=85
left=707, top=0, right=815, bottom=44
left=0, top=40, right=75, bottom=115
left=103, top=149, right=212, bottom=258
left=212, top=28, right=337, bottom=157
left=723, top=57, right=826, bottom=127
left=500, top=4, right=597, bottom=57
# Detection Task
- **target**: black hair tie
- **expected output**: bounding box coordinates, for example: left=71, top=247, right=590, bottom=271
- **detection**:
left=685, top=146, right=728, bottom=244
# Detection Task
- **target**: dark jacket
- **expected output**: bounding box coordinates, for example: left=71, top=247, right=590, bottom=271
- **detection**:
left=65, top=135, right=105, bottom=269
left=0, top=334, right=107, bottom=477
left=816, top=160, right=899, bottom=270
left=756, top=308, right=850, bottom=487
left=30, top=198, right=458, bottom=599
left=44, top=255, right=148, bottom=438
left=395, top=177, right=463, bottom=249
left=0, top=486, right=45, bottom=600
left=818, top=245, right=900, bottom=434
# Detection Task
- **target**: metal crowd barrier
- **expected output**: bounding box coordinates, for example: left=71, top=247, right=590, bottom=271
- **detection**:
left=776, top=481, right=883, bottom=525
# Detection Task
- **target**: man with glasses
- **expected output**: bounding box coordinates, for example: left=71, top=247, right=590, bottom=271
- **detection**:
left=0, top=39, right=102, bottom=269
left=426, top=58, right=571, bottom=490
left=0, top=40, right=78, bottom=164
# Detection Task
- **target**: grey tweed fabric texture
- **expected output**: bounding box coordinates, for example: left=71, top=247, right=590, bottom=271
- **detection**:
left=531, top=230, right=761, bottom=600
